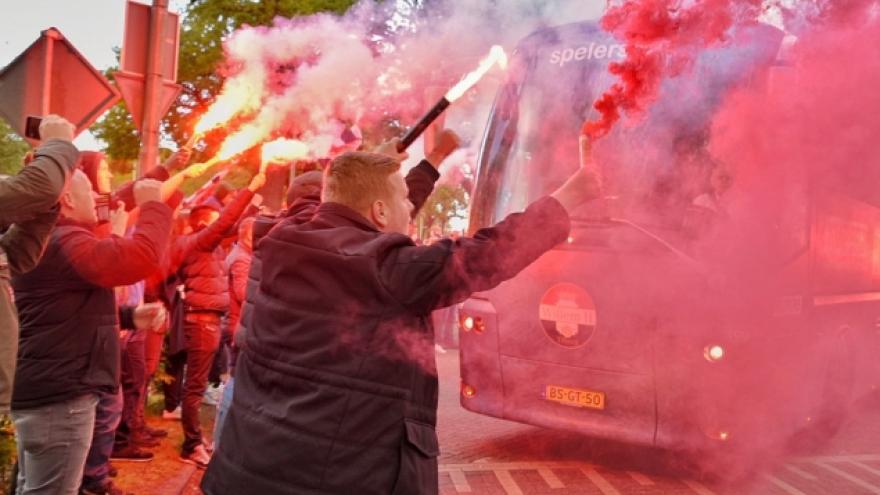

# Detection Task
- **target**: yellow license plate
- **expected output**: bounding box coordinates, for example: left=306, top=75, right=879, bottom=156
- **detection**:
left=545, top=385, right=606, bottom=410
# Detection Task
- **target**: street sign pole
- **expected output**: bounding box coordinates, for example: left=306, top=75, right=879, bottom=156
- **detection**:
left=41, top=30, right=58, bottom=115
left=137, top=0, right=168, bottom=177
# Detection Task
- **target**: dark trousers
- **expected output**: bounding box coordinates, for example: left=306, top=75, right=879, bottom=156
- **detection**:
left=208, top=315, right=231, bottom=386
left=82, top=389, right=122, bottom=490
left=116, top=329, right=147, bottom=445
left=181, top=311, right=222, bottom=454
left=163, top=350, right=186, bottom=413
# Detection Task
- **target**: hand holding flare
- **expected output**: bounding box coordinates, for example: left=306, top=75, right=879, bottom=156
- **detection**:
left=397, top=45, right=507, bottom=152
left=549, top=136, right=603, bottom=214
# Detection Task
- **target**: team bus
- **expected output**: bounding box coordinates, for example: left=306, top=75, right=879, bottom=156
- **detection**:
left=458, top=20, right=880, bottom=461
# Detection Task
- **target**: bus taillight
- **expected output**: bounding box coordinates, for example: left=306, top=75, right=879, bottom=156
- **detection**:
left=460, top=315, right=485, bottom=333
left=461, top=383, right=477, bottom=399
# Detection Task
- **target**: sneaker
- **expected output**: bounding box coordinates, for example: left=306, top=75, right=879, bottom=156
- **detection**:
left=434, top=343, right=447, bottom=354
left=110, top=445, right=154, bottom=462
left=131, top=431, right=160, bottom=448
left=202, top=384, right=223, bottom=406
left=180, top=444, right=212, bottom=469
left=143, top=425, right=168, bottom=438
left=162, top=406, right=181, bottom=420
left=80, top=481, right=132, bottom=495
left=202, top=438, right=215, bottom=453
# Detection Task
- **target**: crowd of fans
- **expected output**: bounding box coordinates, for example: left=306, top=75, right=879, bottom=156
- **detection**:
left=0, top=115, right=600, bottom=495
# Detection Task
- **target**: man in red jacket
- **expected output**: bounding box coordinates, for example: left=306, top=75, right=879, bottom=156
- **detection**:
left=170, top=171, right=265, bottom=468
left=202, top=139, right=601, bottom=495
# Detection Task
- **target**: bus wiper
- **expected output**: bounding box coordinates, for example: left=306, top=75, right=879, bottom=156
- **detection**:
left=606, top=217, right=702, bottom=268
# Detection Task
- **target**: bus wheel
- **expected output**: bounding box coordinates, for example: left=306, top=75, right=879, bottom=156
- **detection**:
left=790, top=329, right=855, bottom=452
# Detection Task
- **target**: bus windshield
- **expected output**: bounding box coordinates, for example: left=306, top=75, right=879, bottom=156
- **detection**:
left=472, top=22, right=784, bottom=235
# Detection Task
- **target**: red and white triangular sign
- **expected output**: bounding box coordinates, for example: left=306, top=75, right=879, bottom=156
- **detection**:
left=114, top=70, right=181, bottom=132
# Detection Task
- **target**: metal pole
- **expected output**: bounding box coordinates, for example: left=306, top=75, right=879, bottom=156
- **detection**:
left=41, top=29, right=60, bottom=116
left=137, top=0, right=168, bottom=177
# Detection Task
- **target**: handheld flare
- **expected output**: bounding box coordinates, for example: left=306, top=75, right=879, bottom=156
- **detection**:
left=193, top=156, right=220, bottom=170
left=184, top=133, right=200, bottom=151
left=260, top=138, right=309, bottom=174
left=397, top=98, right=451, bottom=152
left=579, top=135, right=592, bottom=169
left=396, top=45, right=507, bottom=152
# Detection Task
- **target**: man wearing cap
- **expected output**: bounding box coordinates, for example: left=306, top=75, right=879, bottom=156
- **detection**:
left=170, top=171, right=266, bottom=468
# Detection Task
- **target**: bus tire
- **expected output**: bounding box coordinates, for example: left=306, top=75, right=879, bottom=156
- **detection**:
left=789, top=329, right=855, bottom=452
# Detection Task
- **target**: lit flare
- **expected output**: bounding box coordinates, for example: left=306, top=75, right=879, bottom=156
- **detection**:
left=194, top=76, right=263, bottom=136
left=261, top=138, right=310, bottom=172
left=445, top=45, right=508, bottom=102
left=217, top=125, right=268, bottom=161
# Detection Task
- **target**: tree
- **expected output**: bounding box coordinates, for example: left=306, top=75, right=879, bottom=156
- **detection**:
left=415, top=184, right=469, bottom=237
left=166, top=0, right=361, bottom=152
left=0, top=118, right=29, bottom=176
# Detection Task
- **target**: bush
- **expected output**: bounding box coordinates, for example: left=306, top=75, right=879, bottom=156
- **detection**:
left=0, top=415, right=15, bottom=493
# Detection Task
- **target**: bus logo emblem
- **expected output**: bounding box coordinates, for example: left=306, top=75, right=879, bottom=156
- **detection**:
left=539, top=283, right=596, bottom=348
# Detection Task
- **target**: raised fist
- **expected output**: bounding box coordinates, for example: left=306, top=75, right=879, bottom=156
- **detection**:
left=134, top=179, right=164, bottom=206
left=425, top=129, right=461, bottom=169
left=164, top=148, right=193, bottom=172
left=374, top=138, right=409, bottom=163
left=38, top=114, right=75, bottom=142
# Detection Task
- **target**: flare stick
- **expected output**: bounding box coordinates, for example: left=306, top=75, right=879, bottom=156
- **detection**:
left=396, top=98, right=451, bottom=152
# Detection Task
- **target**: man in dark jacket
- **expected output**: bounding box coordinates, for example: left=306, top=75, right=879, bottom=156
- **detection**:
left=202, top=139, right=601, bottom=494
left=170, top=171, right=265, bottom=467
left=11, top=171, right=171, bottom=495
left=0, top=115, right=79, bottom=414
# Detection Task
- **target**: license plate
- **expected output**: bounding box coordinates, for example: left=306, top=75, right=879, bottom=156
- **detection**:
left=545, top=385, right=606, bottom=410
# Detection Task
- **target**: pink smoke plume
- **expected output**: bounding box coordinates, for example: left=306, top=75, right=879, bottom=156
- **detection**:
left=710, top=12, right=880, bottom=204
left=583, top=0, right=769, bottom=140
left=583, top=0, right=880, bottom=140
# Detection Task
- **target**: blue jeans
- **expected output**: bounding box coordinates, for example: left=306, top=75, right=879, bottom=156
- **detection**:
left=82, top=389, right=123, bottom=490
left=13, top=394, right=98, bottom=495
left=213, top=376, right=234, bottom=451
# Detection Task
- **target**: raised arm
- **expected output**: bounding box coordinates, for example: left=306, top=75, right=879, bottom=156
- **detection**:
left=0, top=116, right=78, bottom=224
left=380, top=161, right=601, bottom=314
left=191, top=173, right=265, bottom=252
left=61, top=183, right=173, bottom=288
left=115, top=148, right=193, bottom=210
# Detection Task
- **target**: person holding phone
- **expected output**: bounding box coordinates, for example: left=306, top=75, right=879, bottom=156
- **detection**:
left=0, top=114, right=79, bottom=415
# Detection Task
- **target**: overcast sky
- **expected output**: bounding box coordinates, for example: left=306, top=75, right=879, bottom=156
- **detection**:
left=0, top=0, right=188, bottom=149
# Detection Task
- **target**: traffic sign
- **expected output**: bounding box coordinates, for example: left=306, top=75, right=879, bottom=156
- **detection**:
left=0, top=28, right=120, bottom=143
left=118, top=0, right=181, bottom=133
left=114, top=71, right=180, bottom=132
left=121, top=0, right=179, bottom=81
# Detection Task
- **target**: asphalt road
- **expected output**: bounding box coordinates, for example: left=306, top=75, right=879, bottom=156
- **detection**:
left=434, top=350, right=880, bottom=495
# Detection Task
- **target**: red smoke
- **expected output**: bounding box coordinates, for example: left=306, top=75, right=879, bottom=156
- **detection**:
left=583, top=0, right=765, bottom=139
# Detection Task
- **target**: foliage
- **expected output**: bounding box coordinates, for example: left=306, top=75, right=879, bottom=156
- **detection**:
left=166, top=0, right=361, bottom=158
left=90, top=0, right=366, bottom=193
left=0, top=118, right=30, bottom=176
left=0, top=414, right=15, bottom=493
left=416, top=183, right=469, bottom=236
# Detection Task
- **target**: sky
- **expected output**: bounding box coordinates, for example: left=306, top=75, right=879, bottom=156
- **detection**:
left=0, top=0, right=188, bottom=149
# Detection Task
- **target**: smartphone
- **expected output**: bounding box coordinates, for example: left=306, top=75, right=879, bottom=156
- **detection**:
left=95, top=194, right=111, bottom=224
left=25, top=116, right=42, bottom=140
